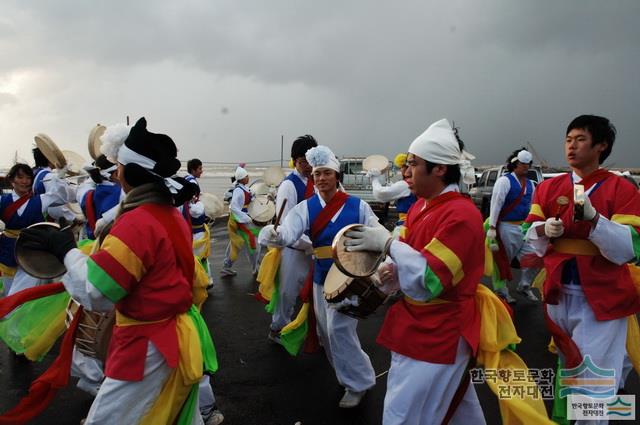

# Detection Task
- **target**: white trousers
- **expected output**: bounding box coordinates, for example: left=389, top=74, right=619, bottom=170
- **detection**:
left=383, top=338, right=485, bottom=425
left=198, top=375, right=216, bottom=415
left=271, top=247, right=311, bottom=331
left=498, top=222, right=538, bottom=287
left=6, top=267, right=48, bottom=296
left=71, top=348, right=104, bottom=396
left=223, top=240, right=261, bottom=273
left=313, top=283, right=376, bottom=393
left=85, top=341, right=203, bottom=425
left=547, top=285, right=628, bottom=425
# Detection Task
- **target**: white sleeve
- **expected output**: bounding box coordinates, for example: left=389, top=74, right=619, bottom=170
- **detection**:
left=274, top=201, right=309, bottom=247
left=525, top=221, right=550, bottom=256
left=62, top=249, right=115, bottom=312
left=589, top=215, right=635, bottom=265
left=360, top=201, right=381, bottom=227
left=372, top=179, right=411, bottom=203
left=388, top=240, right=431, bottom=301
left=76, top=180, right=96, bottom=204
left=189, top=200, right=205, bottom=218
left=489, top=176, right=510, bottom=227
left=276, top=180, right=298, bottom=219
left=230, top=188, right=252, bottom=223
left=40, top=176, right=70, bottom=213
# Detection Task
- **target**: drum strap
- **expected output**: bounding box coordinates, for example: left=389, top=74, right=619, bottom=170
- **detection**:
left=2, top=192, right=32, bottom=223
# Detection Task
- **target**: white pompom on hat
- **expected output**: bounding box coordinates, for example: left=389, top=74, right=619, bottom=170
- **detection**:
left=235, top=166, right=248, bottom=181
left=305, top=145, right=340, bottom=173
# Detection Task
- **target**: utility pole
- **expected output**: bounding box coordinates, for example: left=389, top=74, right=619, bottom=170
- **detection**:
left=280, top=135, right=284, bottom=168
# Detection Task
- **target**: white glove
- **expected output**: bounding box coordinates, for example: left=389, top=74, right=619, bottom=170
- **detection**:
left=259, top=224, right=284, bottom=247
left=579, top=195, right=598, bottom=222
left=486, top=228, right=497, bottom=240
left=489, top=240, right=500, bottom=252
left=366, top=168, right=381, bottom=179
left=344, top=225, right=391, bottom=253
left=94, top=217, right=111, bottom=238
left=328, top=295, right=360, bottom=311
left=544, top=218, right=564, bottom=238
left=375, top=262, right=400, bottom=295
left=56, top=166, right=69, bottom=178
left=0, top=219, right=5, bottom=233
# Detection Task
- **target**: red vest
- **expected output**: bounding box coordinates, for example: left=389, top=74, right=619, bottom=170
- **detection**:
left=526, top=172, right=640, bottom=320
left=377, top=193, right=483, bottom=364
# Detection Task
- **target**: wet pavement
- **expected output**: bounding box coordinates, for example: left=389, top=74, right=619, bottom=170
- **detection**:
left=1, top=223, right=638, bottom=424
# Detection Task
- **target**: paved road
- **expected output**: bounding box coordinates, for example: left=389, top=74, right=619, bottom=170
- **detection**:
left=1, top=223, right=638, bottom=424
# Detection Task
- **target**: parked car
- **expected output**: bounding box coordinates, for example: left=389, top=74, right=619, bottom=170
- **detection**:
left=469, top=165, right=543, bottom=218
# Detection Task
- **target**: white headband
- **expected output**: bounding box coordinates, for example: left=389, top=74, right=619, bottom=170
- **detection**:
left=117, top=144, right=183, bottom=194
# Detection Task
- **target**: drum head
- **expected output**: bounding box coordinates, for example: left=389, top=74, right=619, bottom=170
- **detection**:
left=332, top=224, right=380, bottom=278
left=250, top=181, right=270, bottom=196
left=34, top=133, right=67, bottom=169
left=200, top=193, right=224, bottom=219
left=362, top=155, right=389, bottom=173
left=263, top=166, right=285, bottom=186
left=323, top=264, right=352, bottom=301
left=62, top=150, right=87, bottom=176
left=16, top=222, right=67, bottom=279
left=88, top=124, right=106, bottom=160
left=248, top=195, right=275, bottom=224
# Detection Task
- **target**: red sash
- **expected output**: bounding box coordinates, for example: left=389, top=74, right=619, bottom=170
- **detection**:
left=498, top=177, right=527, bottom=220
left=310, top=191, right=349, bottom=239
left=2, top=193, right=32, bottom=223
left=85, top=190, right=97, bottom=232
left=304, top=177, right=315, bottom=199
left=237, top=222, right=257, bottom=249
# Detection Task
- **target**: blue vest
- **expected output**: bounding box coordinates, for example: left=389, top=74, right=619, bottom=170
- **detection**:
left=285, top=172, right=307, bottom=204
left=32, top=168, right=50, bottom=195
left=307, top=194, right=360, bottom=285
left=185, top=174, right=200, bottom=189
left=501, top=174, right=533, bottom=222
left=0, top=194, right=44, bottom=268
left=81, top=183, right=122, bottom=239
left=395, top=193, right=417, bottom=214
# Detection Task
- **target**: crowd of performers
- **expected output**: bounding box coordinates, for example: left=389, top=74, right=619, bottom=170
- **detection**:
left=0, top=113, right=639, bottom=424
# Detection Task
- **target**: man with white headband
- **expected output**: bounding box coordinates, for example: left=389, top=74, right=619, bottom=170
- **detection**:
left=259, top=145, right=377, bottom=409
left=17, top=117, right=216, bottom=424
left=344, top=119, right=553, bottom=424
left=221, top=165, right=260, bottom=276
left=486, top=148, right=539, bottom=303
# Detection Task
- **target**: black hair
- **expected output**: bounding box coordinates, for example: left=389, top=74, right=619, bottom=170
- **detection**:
left=566, top=115, right=616, bottom=164
left=32, top=148, right=49, bottom=168
left=187, top=158, right=202, bottom=173
left=423, top=124, right=465, bottom=185
left=291, top=135, right=318, bottom=160
left=8, top=163, right=34, bottom=181
left=506, top=147, right=529, bottom=172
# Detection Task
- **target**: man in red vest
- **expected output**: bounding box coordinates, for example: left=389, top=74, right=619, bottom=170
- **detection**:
left=524, top=115, right=640, bottom=414
left=344, top=119, right=486, bottom=423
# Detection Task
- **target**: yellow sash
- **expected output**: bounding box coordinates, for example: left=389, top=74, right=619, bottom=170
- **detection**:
left=256, top=247, right=282, bottom=302
left=313, top=246, right=332, bottom=259
left=552, top=238, right=599, bottom=256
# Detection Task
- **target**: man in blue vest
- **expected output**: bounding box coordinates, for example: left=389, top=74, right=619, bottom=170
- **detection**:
left=487, top=149, right=539, bottom=302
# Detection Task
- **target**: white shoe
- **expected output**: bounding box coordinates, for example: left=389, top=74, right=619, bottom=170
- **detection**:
left=220, top=268, right=236, bottom=277
left=519, top=286, right=539, bottom=302
left=204, top=409, right=224, bottom=425
left=339, top=389, right=365, bottom=408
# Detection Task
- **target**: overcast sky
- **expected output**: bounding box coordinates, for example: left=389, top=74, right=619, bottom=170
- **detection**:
left=1, top=0, right=639, bottom=169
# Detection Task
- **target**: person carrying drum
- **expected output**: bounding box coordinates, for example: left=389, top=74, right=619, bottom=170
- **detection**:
left=221, top=165, right=260, bottom=276
left=344, top=119, right=553, bottom=424
left=0, top=163, right=71, bottom=296
left=486, top=148, right=539, bottom=303
left=367, top=152, right=417, bottom=237
left=19, top=117, right=216, bottom=424
left=258, top=135, right=317, bottom=344
left=259, top=145, right=377, bottom=409
left=32, top=143, right=78, bottom=224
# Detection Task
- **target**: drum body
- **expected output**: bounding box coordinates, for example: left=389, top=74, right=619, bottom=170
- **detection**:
left=248, top=195, right=275, bottom=227
left=323, top=264, right=387, bottom=319
left=66, top=299, right=115, bottom=363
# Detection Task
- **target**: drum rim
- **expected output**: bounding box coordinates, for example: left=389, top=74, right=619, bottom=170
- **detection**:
left=248, top=195, right=276, bottom=223
left=323, top=264, right=354, bottom=300
left=362, top=154, right=390, bottom=172
left=331, top=223, right=379, bottom=278
left=15, top=222, right=67, bottom=279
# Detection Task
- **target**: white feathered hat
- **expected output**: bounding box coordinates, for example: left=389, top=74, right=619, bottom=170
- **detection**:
left=305, top=145, right=340, bottom=173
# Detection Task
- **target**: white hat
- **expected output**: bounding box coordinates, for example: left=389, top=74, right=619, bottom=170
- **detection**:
left=408, top=118, right=476, bottom=185
left=235, top=166, right=248, bottom=181
left=306, top=145, right=340, bottom=173
left=511, top=150, right=533, bottom=164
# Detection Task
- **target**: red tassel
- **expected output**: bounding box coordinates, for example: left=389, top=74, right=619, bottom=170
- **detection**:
left=0, top=282, right=65, bottom=317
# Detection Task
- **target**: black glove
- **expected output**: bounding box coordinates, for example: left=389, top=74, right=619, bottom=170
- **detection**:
left=20, top=226, right=76, bottom=263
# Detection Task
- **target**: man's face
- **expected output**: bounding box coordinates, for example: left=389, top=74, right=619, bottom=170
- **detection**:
left=404, top=154, right=445, bottom=199
left=312, top=168, right=338, bottom=193
left=513, top=161, right=530, bottom=178
left=117, top=163, right=133, bottom=193
left=565, top=128, right=606, bottom=170
left=295, top=157, right=312, bottom=178
left=192, top=166, right=203, bottom=178
left=239, top=176, right=250, bottom=185
left=11, top=170, right=32, bottom=196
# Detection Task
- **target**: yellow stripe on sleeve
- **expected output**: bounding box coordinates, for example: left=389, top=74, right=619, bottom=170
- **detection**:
left=424, top=238, right=465, bottom=285
left=101, top=235, right=147, bottom=281
left=611, top=214, right=640, bottom=228
left=529, top=204, right=545, bottom=219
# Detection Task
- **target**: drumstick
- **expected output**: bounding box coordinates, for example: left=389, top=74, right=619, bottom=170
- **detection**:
left=273, top=199, right=287, bottom=231
left=554, top=196, right=569, bottom=219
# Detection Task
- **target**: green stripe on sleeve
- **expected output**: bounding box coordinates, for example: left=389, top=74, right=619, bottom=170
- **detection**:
left=424, top=267, right=444, bottom=300
left=87, top=258, right=128, bottom=303
left=630, top=226, right=640, bottom=263
left=521, top=222, right=532, bottom=238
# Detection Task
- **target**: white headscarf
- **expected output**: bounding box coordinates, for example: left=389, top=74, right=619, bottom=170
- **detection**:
left=512, top=150, right=533, bottom=164
left=306, top=145, right=341, bottom=173
left=408, top=119, right=476, bottom=185
left=234, top=166, right=248, bottom=181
